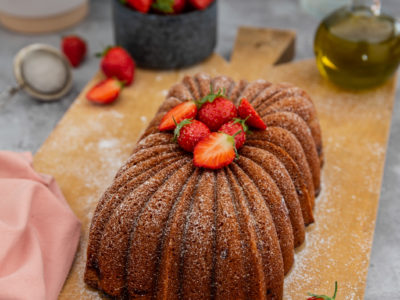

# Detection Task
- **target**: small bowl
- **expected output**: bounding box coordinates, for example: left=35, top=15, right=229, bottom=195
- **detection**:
left=112, top=0, right=217, bottom=69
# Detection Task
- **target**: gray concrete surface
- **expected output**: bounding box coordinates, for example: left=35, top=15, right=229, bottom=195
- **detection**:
left=0, top=0, right=399, bottom=298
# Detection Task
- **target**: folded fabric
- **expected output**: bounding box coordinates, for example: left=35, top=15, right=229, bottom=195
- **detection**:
left=0, top=151, right=81, bottom=300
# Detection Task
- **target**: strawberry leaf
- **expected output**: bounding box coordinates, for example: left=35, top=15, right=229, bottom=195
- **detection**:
left=173, top=118, right=192, bottom=142
left=95, top=45, right=113, bottom=58
left=307, top=282, right=338, bottom=300
left=232, top=118, right=249, bottom=133
left=152, top=0, right=175, bottom=13
left=196, top=84, right=226, bottom=108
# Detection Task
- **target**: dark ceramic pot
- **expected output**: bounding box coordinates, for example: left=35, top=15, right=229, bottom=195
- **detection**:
left=112, top=0, right=217, bottom=69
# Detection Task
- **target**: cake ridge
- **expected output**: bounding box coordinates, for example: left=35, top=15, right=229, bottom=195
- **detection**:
left=240, top=145, right=306, bottom=247
left=224, top=167, right=267, bottom=299
left=232, top=157, right=295, bottom=274
left=245, top=139, right=314, bottom=225
left=97, top=159, right=192, bottom=296
left=263, top=111, right=321, bottom=195
left=227, top=165, right=284, bottom=299
left=237, top=80, right=271, bottom=104
left=125, top=161, right=195, bottom=298
left=155, top=168, right=201, bottom=299
left=86, top=158, right=190, bottom=293
left=179, top=170, right=216, bottom=299
left=90, top=150, right=183, bottom=232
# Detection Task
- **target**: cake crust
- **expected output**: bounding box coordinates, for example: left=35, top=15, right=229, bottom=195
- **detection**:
left=84, top=73, right=323, bottom=299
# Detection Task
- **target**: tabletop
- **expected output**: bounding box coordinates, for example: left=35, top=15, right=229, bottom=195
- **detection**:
left=0, top=0, right=399, bottom=298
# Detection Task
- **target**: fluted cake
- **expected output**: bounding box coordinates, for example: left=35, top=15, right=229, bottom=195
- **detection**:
left=84, top=73, right=323, bottom=299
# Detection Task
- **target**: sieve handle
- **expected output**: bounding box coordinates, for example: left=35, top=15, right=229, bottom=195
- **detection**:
left=0, top=85, right=21, bottom=110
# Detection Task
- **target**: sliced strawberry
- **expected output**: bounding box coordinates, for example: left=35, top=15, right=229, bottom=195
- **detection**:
left=238, top=98, right=267, bottom=130
left=189, top=0, right=214, bottom=10
left=86, top=78, right=123, bottom=104
left=159, top=101, right=197, bottom=131
left=193, top=132, right=236, bottom=169
left=219, top=118, right=247, bottom=149
left=196, top=87, right=237, bottom=131
left=174, top=119, right=210, bottom=152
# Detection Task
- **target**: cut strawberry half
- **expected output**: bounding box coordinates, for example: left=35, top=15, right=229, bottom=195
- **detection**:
left=159, top=101, right=197, bottom=131
left=238, top=98, right=267, bottom=130
left=86, top=78, right=123, bottom=104
left=193, top=132, right=236, bottom=169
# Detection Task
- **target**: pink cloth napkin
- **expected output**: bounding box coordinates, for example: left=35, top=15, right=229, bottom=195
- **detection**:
left=0, top=151, right=81, bottom=300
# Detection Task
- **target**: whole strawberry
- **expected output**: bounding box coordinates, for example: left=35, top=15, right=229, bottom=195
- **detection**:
left=174, top=119, right=210, bottom=152
left=152, top=0, right=186, bottom=13
left=125, top=0, right=152, bottom=13
left=61, top=35, right=87, bottom=68
left=99, top=46, right=135, bottom=86
left=196, top=87, right=237, bottom=131
left=219, top=119, right=247, bottom=149
left=190, top=0, right=214, bottom=10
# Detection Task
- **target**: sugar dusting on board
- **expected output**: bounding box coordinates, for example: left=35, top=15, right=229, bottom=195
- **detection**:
left=37, top=106, right=138, bottom=298
left=32, top=68, right=393, bottom=299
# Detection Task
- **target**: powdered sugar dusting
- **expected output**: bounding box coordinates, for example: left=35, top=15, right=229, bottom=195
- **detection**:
left=38, top=72, right=389, bottom=299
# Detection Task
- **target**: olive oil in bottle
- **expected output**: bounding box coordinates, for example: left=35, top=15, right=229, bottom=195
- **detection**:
left=314, top=3, right=400, bottom=89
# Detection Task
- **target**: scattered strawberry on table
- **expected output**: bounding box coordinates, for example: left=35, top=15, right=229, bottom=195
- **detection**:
left=158, top=86, right=267, bottom=169
left=61, top=35, right=87, bottom=68
left=307, top=281, right=338, bottom=300
left=99, top=46, right=136, bottom=86
left=86, top=78, right=124, bottom=104
left=85, top=45, right=136, bottom=105
left=122, top=0, right=214, bottom=14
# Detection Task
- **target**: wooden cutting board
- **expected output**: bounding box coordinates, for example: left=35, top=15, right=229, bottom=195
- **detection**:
left=33, top=27, right=396, bottom=299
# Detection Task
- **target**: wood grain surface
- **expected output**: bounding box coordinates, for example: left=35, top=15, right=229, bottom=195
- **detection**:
left=33, top=27, right=396, bottom=299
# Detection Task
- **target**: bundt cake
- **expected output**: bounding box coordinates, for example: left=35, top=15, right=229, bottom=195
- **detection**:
left=84, top=73, right=323, bottom=299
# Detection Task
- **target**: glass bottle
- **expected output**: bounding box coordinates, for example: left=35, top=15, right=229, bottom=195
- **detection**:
left=314, top=0, right=400, bottom=89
